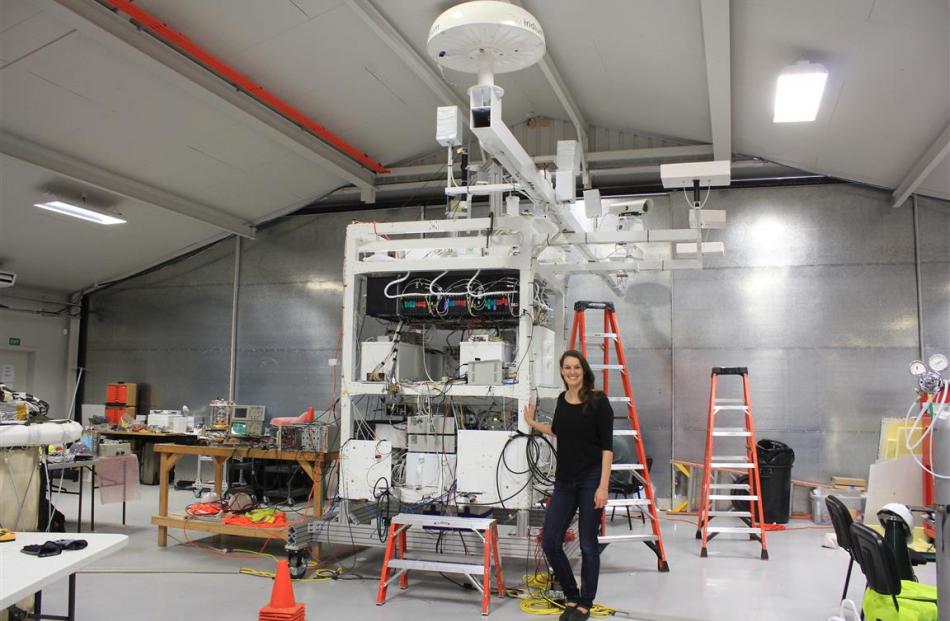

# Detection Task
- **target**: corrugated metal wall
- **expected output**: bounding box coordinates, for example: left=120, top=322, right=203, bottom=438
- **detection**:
left=233, top=207, right=443, bottom=417
left=919, top=196, right=950, bottom=359
left=83, top=185, right=950, bottom=495
left=84, top=241, right=235, bottom=412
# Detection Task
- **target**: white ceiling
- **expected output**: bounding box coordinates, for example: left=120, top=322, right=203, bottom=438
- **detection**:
left=0, top=0, right=947, bottom=293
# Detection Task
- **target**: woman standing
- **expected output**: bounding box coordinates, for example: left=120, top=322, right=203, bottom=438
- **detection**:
left=523, top=349, right=614, bottom=620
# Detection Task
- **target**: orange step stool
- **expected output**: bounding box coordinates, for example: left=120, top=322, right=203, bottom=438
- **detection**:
left=376, top=513, right=504, bottom=616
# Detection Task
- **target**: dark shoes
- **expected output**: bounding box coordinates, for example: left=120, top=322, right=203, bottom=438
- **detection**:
left=21, top=539, right=88, bottom=557
left=560, top=606, right=591, bottom=620
left=52, top=539, right=88, bottom=550
left=559, top=604, right=591, bottom=621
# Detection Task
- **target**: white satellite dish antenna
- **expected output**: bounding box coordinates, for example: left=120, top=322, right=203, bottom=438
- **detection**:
left=428, top=1, right=545, bottom=86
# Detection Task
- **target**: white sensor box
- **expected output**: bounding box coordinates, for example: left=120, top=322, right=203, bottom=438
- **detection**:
left=660, top=160, right=731, bottom=188
left=436, top=106, right=463, bottom=147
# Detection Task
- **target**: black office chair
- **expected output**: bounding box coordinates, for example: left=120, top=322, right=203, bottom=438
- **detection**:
left=849, top=522, right=903, bottom=614
left=826, top=495, right=858, bottom=602
left=609, top=455, right=652, bottom=529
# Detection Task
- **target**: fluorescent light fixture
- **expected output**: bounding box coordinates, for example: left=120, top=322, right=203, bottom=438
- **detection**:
left=34, top=200, right=126, bottom=225
left=773, top=60, right=828, bottom=123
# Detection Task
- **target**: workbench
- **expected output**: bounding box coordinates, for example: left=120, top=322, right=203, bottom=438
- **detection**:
left=150, top=443, right=334, bottom=548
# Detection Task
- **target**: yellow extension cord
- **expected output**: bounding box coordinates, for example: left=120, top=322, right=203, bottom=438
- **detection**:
left=233, top=550, right=614, bottom=614
left=231, top=548, right=345, bottom=583
left=511, top=573, right=615, bottom=617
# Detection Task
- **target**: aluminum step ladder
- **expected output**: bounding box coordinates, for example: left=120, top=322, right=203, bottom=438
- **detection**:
left=569, top=300, right=670, bottom=572
left=376, top=513, right=505, bottom=616
left=696, top=367, right=769, bottom=560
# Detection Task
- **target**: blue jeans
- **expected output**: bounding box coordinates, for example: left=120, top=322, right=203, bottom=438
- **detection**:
left=541, top=468, right=603, bottom=610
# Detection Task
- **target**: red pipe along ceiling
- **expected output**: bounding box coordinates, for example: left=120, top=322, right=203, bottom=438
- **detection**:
left=102, top=0, right=389, bottom=174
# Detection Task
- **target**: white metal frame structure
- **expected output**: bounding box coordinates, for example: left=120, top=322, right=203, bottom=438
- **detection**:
left=290, top=0, right=726, bottom=561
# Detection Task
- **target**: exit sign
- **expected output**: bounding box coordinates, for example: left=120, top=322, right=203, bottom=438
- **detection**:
left=8, top=338, right=20, bottom=346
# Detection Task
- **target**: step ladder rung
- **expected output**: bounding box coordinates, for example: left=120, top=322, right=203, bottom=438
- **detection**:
left=710, top=462, right=754, bottom=468
left=608, top=396, right=631, bottom=403
left=712, top=428, right=751, bottom=437
left=386, top=558, right=486, bottom=574
left=707, top=510, right=752, bottom=517
left=714, top=405, right=749, bottom=411
left=392, top=513, right=495, bottom=530
left=597, top=534, right=658, bottom=543
left=612, top=429, right=638, bottom=437
left=709, top=483, right=750, bottom=490
left=711, top=455, right=750, bottom=461
left=590, top=364, right=625, bottom=371
left=606, top=498, right=651, bottom=508
left=709, top=494, right=758, bottom=501
left=705, top=526, right=761, bottom=534
left=610, top=463, right=644, bottom=471
left=714, top=398, right=746, bottom=404
left=586, top=332, right=618, bottom=339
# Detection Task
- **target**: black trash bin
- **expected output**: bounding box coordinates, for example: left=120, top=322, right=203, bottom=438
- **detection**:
left=756, top=439, right=795, bottom=524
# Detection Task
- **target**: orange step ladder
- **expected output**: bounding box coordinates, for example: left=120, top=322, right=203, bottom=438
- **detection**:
left=376, top=513, right=505, bottom=616
left=696, top=367, right=769, bottom=559
left=569, top=300, right=670, bottom=572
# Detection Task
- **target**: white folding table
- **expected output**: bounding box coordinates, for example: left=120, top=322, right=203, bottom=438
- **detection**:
left=0, top=532, right=127, bottom=620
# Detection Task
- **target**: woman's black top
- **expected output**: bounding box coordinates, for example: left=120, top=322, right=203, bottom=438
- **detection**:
left=550, top=392, right=613, bottom=481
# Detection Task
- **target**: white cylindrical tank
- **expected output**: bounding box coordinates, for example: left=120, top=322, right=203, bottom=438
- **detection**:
left=0, top=421, right=83, bottom=447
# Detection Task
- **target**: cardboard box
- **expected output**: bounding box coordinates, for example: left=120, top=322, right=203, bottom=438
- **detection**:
left=832, top=476, right=866, bottom=491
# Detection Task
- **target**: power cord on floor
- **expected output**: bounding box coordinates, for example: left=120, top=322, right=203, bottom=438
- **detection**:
left=507, top=572, right=615, bottom=617
left=239, top=565, right=344, bottom=583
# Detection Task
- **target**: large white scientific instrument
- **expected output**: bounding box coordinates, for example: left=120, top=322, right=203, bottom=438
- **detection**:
left=293, top=0, right=730, bottom=560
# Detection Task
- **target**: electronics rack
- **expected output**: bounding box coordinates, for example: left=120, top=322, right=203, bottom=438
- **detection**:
left=364, top=269, right=527, bottom=325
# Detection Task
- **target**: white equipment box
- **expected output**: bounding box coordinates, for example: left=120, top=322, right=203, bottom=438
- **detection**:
left=531, top=326, right=558, bottom=386
left=407, top=415, right=457, bottom=435
left=459, top=340, right=511, bottom=378
left=660, top=160, right=731, bottom=188
left=405, top=452, right=456, bottom=493
left=99, top=441, right=131, bottom=457
left=460, top=340, right=512, bottom=365
left=361, top=341, right=425, bottom=382
left=456, top=430, right=532, bottom=508
left=147, top=410, right=183, bottom=430
left=468, top=360, right=503, bottom=385
left=436, top=105, right=463, bottom=147
left=375, top=423, right=408, bottom=449
left=408, top=434, right=457, bottom=453
left=341, top=439, right=392, bottom=500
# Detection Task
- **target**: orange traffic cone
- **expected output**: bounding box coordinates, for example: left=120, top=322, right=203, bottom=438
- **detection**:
left=259, top=560, right=306, bottom=621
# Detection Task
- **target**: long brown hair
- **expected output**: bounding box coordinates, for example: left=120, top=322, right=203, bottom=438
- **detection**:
left=559, top=350, right=604, bottom=412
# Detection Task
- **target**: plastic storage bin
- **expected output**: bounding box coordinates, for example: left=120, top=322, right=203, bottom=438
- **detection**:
left=811, top=487, right=865, bottom=524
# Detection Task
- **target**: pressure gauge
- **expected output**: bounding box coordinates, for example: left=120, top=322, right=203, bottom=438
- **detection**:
left=910, top=360, right=927, bottom=376
left=928, top=354, right=948, bottom=373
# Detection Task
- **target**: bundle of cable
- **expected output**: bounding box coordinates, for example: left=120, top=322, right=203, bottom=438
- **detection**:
left=259, top=560, right=305, bottom=621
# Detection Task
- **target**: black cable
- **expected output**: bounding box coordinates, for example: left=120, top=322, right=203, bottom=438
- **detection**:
left=525, top=433, right=557, bottom=486
left=372, top=476, right=392, bottom=542
left=495, top=435, right=532, bottom=509
left=439, top=573, right=471, bottom=590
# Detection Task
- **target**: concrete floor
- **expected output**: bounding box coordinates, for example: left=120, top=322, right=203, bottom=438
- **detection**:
left=24, top=479, right=936, bottom=621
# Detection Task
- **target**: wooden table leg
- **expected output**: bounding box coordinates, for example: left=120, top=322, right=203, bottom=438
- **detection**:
left=158, top=452, right=169, bottom=547
left=157, top=453, right=183, bottom=547
left=213, top=457, right=227, bottom=496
